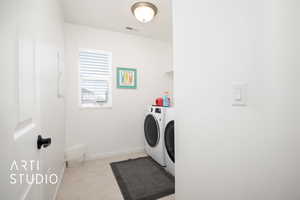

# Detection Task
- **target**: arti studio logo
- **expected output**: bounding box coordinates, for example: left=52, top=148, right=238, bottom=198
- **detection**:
left=9, top=160, right=58, bottom=185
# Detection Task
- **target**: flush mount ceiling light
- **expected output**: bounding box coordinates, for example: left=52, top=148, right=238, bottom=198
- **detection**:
left=131, top=2, right=158, bottom=23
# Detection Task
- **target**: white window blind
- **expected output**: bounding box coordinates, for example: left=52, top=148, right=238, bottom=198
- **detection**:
left=79, top=49, right=112, bottom=107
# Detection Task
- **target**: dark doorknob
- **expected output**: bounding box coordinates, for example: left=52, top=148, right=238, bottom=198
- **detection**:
left=37, top=135, right=51, bottom=150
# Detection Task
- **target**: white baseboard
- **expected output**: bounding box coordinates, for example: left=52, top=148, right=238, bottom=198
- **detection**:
left=86, top=147, right=145, bottom=161
left=52, top=163, right=66, bottom=200
left=21, top=183, right=33, bottom=200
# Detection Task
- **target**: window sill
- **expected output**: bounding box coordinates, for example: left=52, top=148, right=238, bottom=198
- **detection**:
left=79, top=104, right=112, bottom=109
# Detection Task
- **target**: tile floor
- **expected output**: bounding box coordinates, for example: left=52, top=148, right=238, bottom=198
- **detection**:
left=56, top=152, right=175, bottom=200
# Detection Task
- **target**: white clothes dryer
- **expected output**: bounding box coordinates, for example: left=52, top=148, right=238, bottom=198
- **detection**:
left=164, top=107, right=175, bottom=175
left=144, top=106, right=167, bottom=166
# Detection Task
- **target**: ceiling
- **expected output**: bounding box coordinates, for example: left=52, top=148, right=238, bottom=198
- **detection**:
left=61, top=0, right=172, bottom=42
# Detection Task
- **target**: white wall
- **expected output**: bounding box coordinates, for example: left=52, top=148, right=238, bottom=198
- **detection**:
left=173, top=0, right=300, bottom=199
left=64, top=23, right=172, bottom=159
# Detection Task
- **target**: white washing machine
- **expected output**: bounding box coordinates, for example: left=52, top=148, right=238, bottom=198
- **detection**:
left=164, top=107, right=175, bottom=175
left=144, top=106, right=166, bottom=166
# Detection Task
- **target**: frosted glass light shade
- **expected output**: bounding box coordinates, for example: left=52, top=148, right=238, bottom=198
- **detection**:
left=131, top=2, right=158, bottom=23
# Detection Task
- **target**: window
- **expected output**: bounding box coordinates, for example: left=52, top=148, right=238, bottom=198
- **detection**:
left=79, top=49, right=112, bottom=107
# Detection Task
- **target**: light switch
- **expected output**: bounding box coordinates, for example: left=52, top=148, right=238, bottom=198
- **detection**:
left=232, top=83, right=247, bottom=106
left=234, top=88, right=242, bottom=101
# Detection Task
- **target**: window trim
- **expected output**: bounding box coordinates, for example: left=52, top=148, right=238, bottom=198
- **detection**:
left=78, top=48, right=112, bottom=109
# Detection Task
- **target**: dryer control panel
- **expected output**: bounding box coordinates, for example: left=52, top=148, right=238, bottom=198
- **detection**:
left=150, top=107, right=162, bottom=113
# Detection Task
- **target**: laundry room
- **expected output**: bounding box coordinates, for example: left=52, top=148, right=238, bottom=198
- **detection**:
left=1, top=0, right=175, bottom=199
left=2, top=0, right=300, bottom=200
left=62, top=0, right=175, bottom=199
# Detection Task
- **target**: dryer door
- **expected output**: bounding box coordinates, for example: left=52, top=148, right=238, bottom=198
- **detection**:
left=144, top=114, right=160, bottom=147
left=165, top=120, right=175, bottom=162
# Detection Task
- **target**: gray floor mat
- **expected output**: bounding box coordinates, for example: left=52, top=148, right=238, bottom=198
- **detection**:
left=110, top=156, right=175, bottom=200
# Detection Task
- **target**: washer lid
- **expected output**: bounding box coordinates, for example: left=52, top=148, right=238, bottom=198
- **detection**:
left=164, top=120, right=175, bottom=163
left=144, top=114, right=160, bottom=147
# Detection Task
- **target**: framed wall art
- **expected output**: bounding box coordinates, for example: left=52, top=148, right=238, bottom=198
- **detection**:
left=117, top=67, right=137, bottom=89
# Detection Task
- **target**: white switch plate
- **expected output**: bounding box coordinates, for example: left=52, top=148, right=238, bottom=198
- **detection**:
left=232, top=83, right=247, bottom=106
